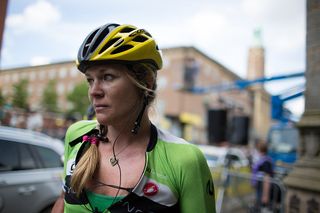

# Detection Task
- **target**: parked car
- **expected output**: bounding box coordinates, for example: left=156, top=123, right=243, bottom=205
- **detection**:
left=0, top=126, right=64, bottom=213
left=197, top=145, right=249, bottom=169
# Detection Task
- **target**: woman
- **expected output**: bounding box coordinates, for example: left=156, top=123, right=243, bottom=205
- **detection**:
left=52, top=23, right=216, bottom=213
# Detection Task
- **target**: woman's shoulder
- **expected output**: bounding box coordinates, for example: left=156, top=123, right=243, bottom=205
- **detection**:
left=155, top=127, right=204, bottom=161
left=65, top=120, right=97, bottom=143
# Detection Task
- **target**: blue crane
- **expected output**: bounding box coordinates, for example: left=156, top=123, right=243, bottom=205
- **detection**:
left=188, top=71, right=305, bottom=122
left=186, top=71, right=305, bottom=175
left=189, top=71, right=304, bottom=92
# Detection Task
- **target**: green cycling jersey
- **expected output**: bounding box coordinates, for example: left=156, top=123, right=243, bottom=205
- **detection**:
left=63, top=120, right=216, bottom=213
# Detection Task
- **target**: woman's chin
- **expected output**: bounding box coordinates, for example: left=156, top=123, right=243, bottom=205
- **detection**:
left=96, top=116, right=111, bottom=126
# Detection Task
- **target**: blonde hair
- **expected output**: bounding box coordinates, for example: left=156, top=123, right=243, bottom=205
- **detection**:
left=125, top=63, right=157, bottom=103
left=70, top=64, right=157, bottom=196
left=70, top=142, right=99, bottom=196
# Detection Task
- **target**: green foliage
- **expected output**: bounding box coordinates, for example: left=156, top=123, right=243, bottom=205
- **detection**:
left=67, top=81, right=90, bottom=116
left=12, top=79, right=29, bottom=109
left=0, top=88, right=5, bottom=106
left=41, top=79, right=59, bottom=112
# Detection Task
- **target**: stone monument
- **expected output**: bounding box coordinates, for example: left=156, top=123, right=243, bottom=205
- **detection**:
left=284, top=0, right=320, bottom=212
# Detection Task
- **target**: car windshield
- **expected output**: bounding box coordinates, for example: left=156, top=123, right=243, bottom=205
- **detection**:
left=269, top=128, right=299, bottom=153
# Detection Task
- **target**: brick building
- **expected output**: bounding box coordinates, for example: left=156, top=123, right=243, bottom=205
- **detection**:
left=0, top=46, right=270, bottom=144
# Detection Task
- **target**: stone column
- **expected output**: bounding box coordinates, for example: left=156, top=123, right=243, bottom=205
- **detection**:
left=283, top=0, right=320, bottom=212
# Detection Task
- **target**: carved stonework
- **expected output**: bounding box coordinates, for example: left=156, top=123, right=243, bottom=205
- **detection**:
left=289, top=195, right=300, bottom=213
left=307, top=198, right=319, bottom=213
left=300, top=129, right=320, bottom=159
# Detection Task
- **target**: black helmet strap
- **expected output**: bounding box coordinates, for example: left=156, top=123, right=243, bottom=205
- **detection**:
left=131, top=94, right=149, bottom=134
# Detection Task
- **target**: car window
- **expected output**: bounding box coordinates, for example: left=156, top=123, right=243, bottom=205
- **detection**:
left=34, top=146, right=62, bottom=168
left=0, top=140, right=37, bottom=171
left=19, top=143, right=38, bottom=169
left=0, top=140, right=19, bottom=171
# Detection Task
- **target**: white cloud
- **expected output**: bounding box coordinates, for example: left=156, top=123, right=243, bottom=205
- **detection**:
left=30, top=56, right=51, bottom=66
left=1, top=0, right=305, bottom=116
left=242, top=0, right=275, bottom=21
left=189, top=11, right=228, bottom=41
left=6, top=0, right=61, bottom=32
left=242, top=0, right=303, bottom=24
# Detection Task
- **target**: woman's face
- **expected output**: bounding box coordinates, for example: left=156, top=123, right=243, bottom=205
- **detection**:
left=85, top=64, right=141, bottom=126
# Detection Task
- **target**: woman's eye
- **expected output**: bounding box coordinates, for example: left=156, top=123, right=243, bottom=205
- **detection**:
left=103, top=74, right=114, bottom=81
left=86, top=78, right=93, bottom=85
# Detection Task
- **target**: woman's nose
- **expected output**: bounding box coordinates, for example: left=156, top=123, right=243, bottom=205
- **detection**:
left=90, top=81, right=104, bottom=97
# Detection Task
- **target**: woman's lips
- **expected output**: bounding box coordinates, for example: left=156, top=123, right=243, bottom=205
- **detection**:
left=94, top=105, right=109, bottom=112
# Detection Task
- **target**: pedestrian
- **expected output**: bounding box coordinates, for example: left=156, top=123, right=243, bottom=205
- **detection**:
left=52, top=23, right=216, bottom=213
left=251, top=140, right=274, bottom=212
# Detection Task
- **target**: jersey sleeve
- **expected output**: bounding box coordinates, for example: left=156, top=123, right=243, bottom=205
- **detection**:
left=176, top=145, right=216, bottom=213
left=62, top=120, right=97, bottom=178
left=63, top=123, right=72, bottom=178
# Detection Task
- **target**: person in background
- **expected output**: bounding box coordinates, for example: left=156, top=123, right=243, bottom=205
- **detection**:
left=251, top=140, right=274, bottom=212
left=26, top=110, right=43, bottom=131
left=52, top=23, right=216, bottom=213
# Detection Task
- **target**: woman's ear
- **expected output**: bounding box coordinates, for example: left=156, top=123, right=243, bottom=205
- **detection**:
left=145, top=71, right=156, bottom=90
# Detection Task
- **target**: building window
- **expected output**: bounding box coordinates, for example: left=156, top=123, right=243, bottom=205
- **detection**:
left=59, top=68, right=67, bottom=79
left=183, top=57, right=200, bottom=90
left=37, top=86, right=43, bottom=96
left=162, top=56, right=170, bottom=69
left=20, top=72, right=27, bottom=79
left=3, top=88, right=9, bottom=96
left=29, top=71, right=36, bottom=81
left=49, top=69, right=56, bottom=79
left=39, top=71, right=46, bottom=80
left=57, top=83, right=65, bottom=94
left=12, top=73, right=19, bottom=82
left=3, top=74, right=9, bottom=82
left=67, top=83, right=74, bottom=92
left=70, top=67, right=78, bottom=77
left=157, top=77, right=168, bottom=90
left=28, top=86, right=33, bottom=94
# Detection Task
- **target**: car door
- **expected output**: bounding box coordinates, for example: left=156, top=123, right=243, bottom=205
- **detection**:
left=0, top=140, right=40, bottom=213
left=0, top=139, right=62, bottom=213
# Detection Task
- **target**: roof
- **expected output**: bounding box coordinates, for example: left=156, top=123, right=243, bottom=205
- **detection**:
left=1, top=46, right=243, bottom=82
left=0, top=126, right=64, bottom=155
left=161, top=46, right=243, bottom=81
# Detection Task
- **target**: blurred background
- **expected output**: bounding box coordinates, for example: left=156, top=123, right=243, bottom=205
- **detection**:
left=1, top=0, right=316, bottom=213
left=0, top=0, right=306, bottom=140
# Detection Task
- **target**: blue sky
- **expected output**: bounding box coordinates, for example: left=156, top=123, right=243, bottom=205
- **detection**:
left=1, top=0, right=306, bottom=116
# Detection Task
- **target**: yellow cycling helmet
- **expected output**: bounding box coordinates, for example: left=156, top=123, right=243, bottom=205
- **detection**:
left=77, top=23, right=163, bottom=72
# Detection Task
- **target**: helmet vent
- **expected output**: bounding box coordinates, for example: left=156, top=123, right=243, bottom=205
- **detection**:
left=90, top=27, right=113, bottom=54
left=99, top=37, right=121, bottom=54
left=132, top=35, right=148, bottom=42
left=111, top=45, right=134, bottom=54
left=144, top=31, right=152, bottom=37
left=83, top=29, right=99, bottom=57
left=120, top=27, right=135, bottom=33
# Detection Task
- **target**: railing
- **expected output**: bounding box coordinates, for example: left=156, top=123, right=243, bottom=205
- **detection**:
left=211, top=167, right=286, bottom=213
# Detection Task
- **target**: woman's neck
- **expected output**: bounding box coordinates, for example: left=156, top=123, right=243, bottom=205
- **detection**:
left=105, top=115, right=151, bottom=146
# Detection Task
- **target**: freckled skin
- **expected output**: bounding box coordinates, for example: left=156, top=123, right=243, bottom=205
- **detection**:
left=85, top=64, right=141, bottom=127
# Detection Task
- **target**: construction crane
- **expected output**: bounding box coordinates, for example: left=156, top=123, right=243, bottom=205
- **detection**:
left=185, top=71, right=305, bottom=175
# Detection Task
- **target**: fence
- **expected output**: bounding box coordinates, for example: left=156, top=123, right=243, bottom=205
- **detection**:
left=211, top=167, right=286, bottom=213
